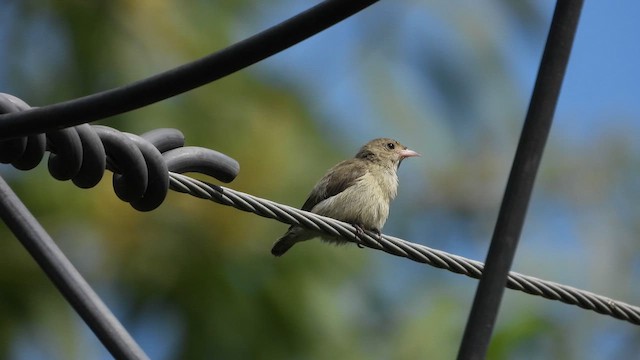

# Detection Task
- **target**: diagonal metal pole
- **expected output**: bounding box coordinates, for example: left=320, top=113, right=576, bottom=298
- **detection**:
left=0, top=176, right=149, bottom=360
left=457, top=1, right=584, bottom=359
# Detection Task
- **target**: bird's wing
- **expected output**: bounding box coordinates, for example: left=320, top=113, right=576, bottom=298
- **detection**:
left=300, top=159, right=368, bottom=211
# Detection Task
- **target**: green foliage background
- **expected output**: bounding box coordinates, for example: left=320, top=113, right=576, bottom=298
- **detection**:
left=1, top=1, right=639, bottom=359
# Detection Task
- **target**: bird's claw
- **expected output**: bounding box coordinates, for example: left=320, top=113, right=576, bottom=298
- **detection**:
left=353, top=224, right=366, bottom=248
left=351, top=224, right=383, bottom=248
left=373, top=228, right=382, bottom=242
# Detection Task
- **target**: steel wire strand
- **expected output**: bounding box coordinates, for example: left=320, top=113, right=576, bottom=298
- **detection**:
left=168, top=172, right=640, bottom=326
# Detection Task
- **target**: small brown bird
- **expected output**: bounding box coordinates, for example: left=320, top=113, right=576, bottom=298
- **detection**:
left=271, top=138, right=419, bottom=256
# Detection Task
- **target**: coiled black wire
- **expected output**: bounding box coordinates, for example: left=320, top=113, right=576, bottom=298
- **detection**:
left=0, top=93, right=239, bottom=211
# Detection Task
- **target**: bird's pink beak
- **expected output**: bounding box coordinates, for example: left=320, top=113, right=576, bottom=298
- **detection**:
left=399, top=149, right=420, bottom=159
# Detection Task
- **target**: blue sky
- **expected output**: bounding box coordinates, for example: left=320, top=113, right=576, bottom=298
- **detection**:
left=555, top=0, right=640, bottom=137
left=241, top=1, right=640, bottom=145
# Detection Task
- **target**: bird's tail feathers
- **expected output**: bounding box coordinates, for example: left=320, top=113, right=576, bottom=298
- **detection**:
left=271, top=235, right=296, bottom=256
left=271, top=227, right=311, bottom=256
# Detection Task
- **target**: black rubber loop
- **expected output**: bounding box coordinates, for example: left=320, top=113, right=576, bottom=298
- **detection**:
left=125, top=133, right=169, bottom=211
left=12, top=134, right=46, bottom=171
left=72, top=124, right=106, bottom=189
left=93, top=126, right=148, bottom=203
left=163, top=146, right=239, bottom=183
left=0, top=137, right=27, bottom=164
left=140, top=128, right=185, bottom=153
left=0, top=96, right=28, bottom=164
left=47, top=128, right=83, bottom=181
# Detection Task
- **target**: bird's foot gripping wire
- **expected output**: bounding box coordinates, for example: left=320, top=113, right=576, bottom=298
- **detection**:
left=353, top=224, right=365, bottom=248
left=353, top=224, right=383, bottom=248
left=353, top=224, right=381, bottom=248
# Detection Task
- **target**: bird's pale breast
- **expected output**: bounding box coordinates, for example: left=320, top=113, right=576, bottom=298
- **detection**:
left=311, top=169, right=398, bottom=231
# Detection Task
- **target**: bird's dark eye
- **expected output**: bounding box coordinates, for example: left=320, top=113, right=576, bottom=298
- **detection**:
left=386, top=142, right=395, bottom=150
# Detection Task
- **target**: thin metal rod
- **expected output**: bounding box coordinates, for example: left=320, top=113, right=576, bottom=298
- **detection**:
left=457, top=1, right=584, bottom=359
left=0, top=0, right=378, bottom=140
left=0, top=176, right=149, bottom=360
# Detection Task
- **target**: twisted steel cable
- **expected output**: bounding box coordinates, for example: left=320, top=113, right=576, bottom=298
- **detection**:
left=168, top=172, right=640, bottom=326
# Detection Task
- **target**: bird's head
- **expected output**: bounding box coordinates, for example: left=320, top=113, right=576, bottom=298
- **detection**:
left=356, top=138, right=420, bottom=169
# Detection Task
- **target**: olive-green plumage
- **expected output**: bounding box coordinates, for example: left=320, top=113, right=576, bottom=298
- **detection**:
left=271, top=138, right=419, bottom=256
